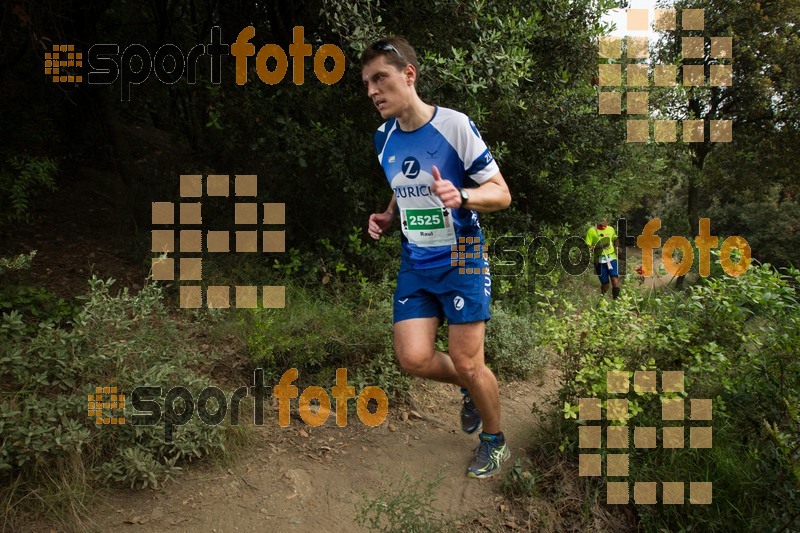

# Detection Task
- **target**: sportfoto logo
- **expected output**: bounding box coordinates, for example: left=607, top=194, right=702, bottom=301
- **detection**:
left=576, top=370, right=714, bottom=505
left=50, top=26, right=345, bottom=100
left=151, top=173, right=286, bottom=310
left=91, top=368, right=389, bottom=442
left=598, top=8, right=734, bottom=143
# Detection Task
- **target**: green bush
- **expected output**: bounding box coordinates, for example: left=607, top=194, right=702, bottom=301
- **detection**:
left=241, top=279, right=411, bottom=396
left=485, top=305, right=549, bottom=380
left=0, top=155, right=58, bottom=227
left=0, top=285, right=77, bottom=334
left=0, top=277, right=233, bottom=528
left=539, top=263, right=800, bottom=531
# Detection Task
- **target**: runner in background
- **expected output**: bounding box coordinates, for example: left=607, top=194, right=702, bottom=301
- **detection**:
left=586, top=217, right=621, bottom=299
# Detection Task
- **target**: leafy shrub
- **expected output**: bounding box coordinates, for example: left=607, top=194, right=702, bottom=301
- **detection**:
left=271, top=228, right=400, bottom=287
left=1, top=277, right=232, bottom=529
left=0, top=285, right=77, bottom=334
left=0, top=155, right=58, bottom=226
left=501, top=457, right=540, bottom=499
left=485, top=305, right=549, bottom=380
left=540, top=263, right=800, bottom=531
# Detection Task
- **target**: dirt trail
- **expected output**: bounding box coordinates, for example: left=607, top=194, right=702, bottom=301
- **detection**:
left=86, top=375, right=558, bottom=532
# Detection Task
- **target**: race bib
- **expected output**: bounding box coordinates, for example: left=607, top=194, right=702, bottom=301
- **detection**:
left=400, top=207, right=456, bottom=247
left=600, top=254, right=613, bottom=264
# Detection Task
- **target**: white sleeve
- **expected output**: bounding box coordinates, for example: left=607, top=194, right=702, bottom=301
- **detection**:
left=454, top=113, right=500, bottom=184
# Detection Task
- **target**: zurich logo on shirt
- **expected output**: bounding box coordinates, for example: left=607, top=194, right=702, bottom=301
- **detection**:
left=402, top=157, right=421, bottom=179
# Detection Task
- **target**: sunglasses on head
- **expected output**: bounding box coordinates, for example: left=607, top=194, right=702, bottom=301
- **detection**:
left=371, top=41, right=407, bottom=64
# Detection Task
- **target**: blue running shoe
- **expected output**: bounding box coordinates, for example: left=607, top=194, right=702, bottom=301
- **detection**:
left=467, top=432, right=510, bottom=479
left=460, top=387, right=482, bottom=434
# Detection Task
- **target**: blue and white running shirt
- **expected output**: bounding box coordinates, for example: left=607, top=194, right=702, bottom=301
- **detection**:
left=373, top=107, right=500, bottom=269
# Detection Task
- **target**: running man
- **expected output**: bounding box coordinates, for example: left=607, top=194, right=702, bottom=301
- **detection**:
left=361, top=37, right=512, bottom=478
left=585, top=217, right=621, bottom=299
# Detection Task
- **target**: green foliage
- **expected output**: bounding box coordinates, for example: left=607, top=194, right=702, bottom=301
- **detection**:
left=490, top=223, right=576, bottom=313
left=485, top=305, right=549, bottom=380
left=267, top=228, right=399, bottom=289
left=0, top=285, right=77, bottom=334
left=0, top=155, right=57, bottom=226
left=0, top=251, right=37, bottom=275
left=355, top=473, right=456, bottom=533
left=241, top=279, right=410, bottom=396
left=501, top=457, right=539, bottom=499
left=646, top=0, right=800, bottom=266
left=0, top=277, right=233, bottom=528
left=0, top=251, right=76, bottom=335
left=540, top=262, right=800, bottom=530
left=706, top=191, right=800, bottom=269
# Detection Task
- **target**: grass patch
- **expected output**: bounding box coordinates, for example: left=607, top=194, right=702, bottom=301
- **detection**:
left=356, top=472, right=458, bottom=532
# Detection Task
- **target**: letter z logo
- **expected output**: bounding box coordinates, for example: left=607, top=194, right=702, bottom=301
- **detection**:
left=402, top=157, right=420, bottom=179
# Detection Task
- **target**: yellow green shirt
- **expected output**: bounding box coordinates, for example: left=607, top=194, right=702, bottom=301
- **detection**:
left=585, top=225, right=618, bottom=263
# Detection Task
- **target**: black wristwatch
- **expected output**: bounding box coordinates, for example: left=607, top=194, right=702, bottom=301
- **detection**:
left=458, top=188, right=470, bottom=207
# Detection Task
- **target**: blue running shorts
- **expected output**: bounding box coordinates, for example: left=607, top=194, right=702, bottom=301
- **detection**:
left=393, top=259, right=491, bottom=324
left=594, top=259, right=619, bottom=284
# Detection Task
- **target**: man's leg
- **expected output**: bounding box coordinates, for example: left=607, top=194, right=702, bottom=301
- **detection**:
left=450, top=320, right=509, bottom=478
left=394, top=318, right=462, bottom=386
left=448, top=321, right=500, bottom=434
left=596, top=263, right=609, bottom=295
left=609, top=260, right=621, bottom=299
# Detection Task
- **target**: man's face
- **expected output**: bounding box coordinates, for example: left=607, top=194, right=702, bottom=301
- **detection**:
left=361, top=55, right=412, bottom=119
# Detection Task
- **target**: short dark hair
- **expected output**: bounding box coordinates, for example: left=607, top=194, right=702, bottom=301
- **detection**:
left=361, top=36, right=419, bottom=79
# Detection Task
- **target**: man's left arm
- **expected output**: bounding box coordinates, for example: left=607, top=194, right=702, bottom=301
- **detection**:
left=431, top=166, right=511, bottom=213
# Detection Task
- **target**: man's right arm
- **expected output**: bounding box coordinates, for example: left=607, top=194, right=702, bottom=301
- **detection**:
left=368, top=193, right=398, bottom=240
left=585, top=227, right=596, bottom=247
